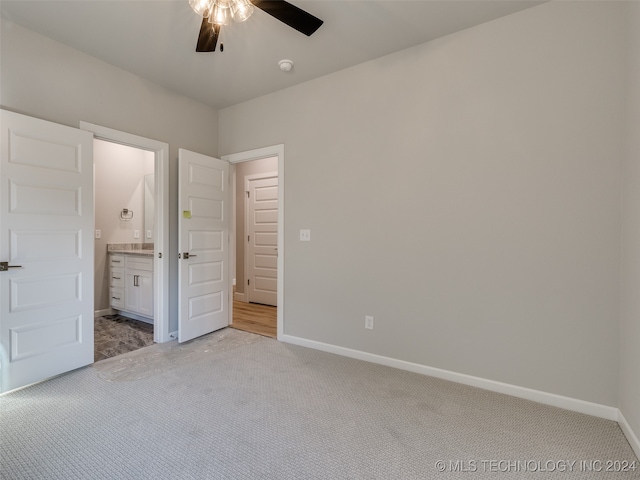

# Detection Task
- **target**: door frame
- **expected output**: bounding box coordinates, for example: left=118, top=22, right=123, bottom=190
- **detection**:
left=244, top=171, right=278, bottom=305
left=222, top=145, right=284, bottom=340
left=80, top=122, right=171, bottom=343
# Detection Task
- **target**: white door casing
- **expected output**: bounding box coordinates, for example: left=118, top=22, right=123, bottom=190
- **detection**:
left=0, top=109, right=94, bottom=393
left=178, top=149, right=230, bottom=343
left=246, top=173, right=278, bottom=306
left=79, top=122, right=170, bottom=344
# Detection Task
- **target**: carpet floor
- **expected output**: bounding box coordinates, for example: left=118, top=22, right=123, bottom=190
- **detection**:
left=1, top=328, right=638, bottom=479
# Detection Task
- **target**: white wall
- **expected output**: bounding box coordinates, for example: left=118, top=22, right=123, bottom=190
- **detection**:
left=0, top=19, right=219, bottom=332
left=94, top=140, right=154, bottom=312
left=219, top=1, right=626, bottom=407
left=620, top=0, right=640, bottom=449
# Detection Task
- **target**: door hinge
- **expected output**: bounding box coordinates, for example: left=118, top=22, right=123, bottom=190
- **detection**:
left=247, top=235, right=250, bottom=243
left=248, top=279, right=250, bottom=286
left=246, top=191, right=250, bottom=198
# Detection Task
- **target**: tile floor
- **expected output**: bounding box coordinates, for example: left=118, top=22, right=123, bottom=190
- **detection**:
left=94, top=314, right=154, bottom=362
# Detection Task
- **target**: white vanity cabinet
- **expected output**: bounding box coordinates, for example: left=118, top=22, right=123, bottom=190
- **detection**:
left=109, top=253, right=153, bottom=321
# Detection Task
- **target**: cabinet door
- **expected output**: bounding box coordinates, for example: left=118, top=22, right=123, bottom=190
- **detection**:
left=137, top=271, right=153, bottom=317
left=124, top=269, right=153, bottom=318
left=124, top=271, right=141, bottom=314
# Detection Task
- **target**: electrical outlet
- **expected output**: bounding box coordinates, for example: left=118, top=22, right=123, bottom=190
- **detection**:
left=95, top=229, right=101, bottom=239
left=146, top=230, right=152, bottom=239
left=365, top=315, right=374, bottom=330
left=300, top=229, right=311, bottom=241
left=134, top=230, right=140, bottom=239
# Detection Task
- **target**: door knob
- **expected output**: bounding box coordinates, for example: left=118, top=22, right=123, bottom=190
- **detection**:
left=0, top=262, right=22, bottom=272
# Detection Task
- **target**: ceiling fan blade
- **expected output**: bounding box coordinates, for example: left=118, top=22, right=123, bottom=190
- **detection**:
left=253, top=0, right=323, bottom=37
left=196, top=18, right=220, bottom=52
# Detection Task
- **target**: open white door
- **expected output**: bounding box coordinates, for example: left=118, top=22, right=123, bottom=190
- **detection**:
left=178, top=149, right=229, bottom=343
left=0, top=110, right=94, bottom=393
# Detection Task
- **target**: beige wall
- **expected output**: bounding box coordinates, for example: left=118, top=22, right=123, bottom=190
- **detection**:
left=220, top=1, right=626, bottom=406
left=234, top=156, right=279, bottom=295
left=94, top=140, right=154, bottom=312
left=620, top=0, right=640, bottom=446
left=0, top=19, right=219, bottom=332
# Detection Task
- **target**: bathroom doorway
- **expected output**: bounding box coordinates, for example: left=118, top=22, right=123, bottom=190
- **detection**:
left=82, top=122, right=170, bottom=360
left=93, top=139, right=155, bottom=361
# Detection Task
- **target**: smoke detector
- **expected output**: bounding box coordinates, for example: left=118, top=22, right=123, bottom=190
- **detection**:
left=278, top=59, right=294, bottom=72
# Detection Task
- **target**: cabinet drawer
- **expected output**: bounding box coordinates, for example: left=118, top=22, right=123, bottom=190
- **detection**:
left=110, top=287, right=124, bottom=309
left=110, top=267, right=124, bottom=288
left=110, top=255, right=125, bottom=268
left=125, top=256, right=153, bottom=271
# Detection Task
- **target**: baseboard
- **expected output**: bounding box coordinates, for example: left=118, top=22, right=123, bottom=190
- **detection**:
left=234, top=292, right=246, bottom=302
left=618, top=410, right=640, bottom=460
left=94, top=308, right=113, bottom=318
left=281, top=334, right=619, bottom=422
left=113, top=311, right=153, bottom=325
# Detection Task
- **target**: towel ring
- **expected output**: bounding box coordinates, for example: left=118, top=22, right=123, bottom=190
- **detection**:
left=120, top=208, right=134, bottom=220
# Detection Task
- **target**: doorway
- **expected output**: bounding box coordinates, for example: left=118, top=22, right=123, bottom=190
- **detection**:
left=80, top=122, right=170, bottom=346
left=93, top=139, right=155, bottom=361
left=223, top=145, right=284, bottom=340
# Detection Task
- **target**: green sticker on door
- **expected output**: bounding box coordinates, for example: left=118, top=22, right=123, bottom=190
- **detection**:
left=183, top=210, right=192, bottom=219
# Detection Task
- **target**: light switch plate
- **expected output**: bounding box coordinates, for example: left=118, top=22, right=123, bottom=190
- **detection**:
left=134, top=230, right=140, bottom=239
left=365, top=315, right=374, bottom=330
left=300, top=229, right=311, bottom=241
left=95, top=229, right=101, bottom=239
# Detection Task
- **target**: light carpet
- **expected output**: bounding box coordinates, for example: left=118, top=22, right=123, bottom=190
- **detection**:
left=1, top=328, right=638, bottom=479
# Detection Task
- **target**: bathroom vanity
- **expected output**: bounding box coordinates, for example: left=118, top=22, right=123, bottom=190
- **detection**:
left=109, top=251, right=153, bottom=323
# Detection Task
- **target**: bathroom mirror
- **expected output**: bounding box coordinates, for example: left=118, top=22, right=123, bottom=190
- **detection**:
left=144, top=174, right=154, bottom=242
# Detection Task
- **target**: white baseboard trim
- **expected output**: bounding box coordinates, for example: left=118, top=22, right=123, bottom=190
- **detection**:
left=234, top=292, right=246, bottom=302
left=94, top=308, right=113, bottom=318
left=113, top=311, right=153, bottom=325
left=281, top=334, right=619, bottom=422
left=618, top=411, right=640, bottom=460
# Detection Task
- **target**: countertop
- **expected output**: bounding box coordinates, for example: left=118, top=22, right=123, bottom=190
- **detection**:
left=108, top=250, right=154, bottom=256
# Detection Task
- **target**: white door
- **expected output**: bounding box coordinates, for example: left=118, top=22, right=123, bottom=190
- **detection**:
left=178, top=149, right=229, bottom=343
left=0, top=109, right=94, bottom=393
left=246, top=174, right=278, bottom=306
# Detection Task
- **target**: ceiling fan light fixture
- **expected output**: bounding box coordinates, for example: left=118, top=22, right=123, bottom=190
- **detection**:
left=194, top=0, right=323, bottom=53
left=209, top=3, right=231, bottom=26
left=189, top=0, right=213, bottom=17
left=230, top=0, right=254, bottom=23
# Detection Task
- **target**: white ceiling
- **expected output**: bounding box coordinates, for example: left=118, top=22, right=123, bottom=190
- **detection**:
left=0, top=0, right=543, bottom=109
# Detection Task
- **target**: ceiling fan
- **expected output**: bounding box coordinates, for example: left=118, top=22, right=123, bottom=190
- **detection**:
left=189, top=0, right=324, bottom=53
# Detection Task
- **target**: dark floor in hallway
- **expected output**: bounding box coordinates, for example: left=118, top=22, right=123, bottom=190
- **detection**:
left=94, top=315, right=154, bottom=362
